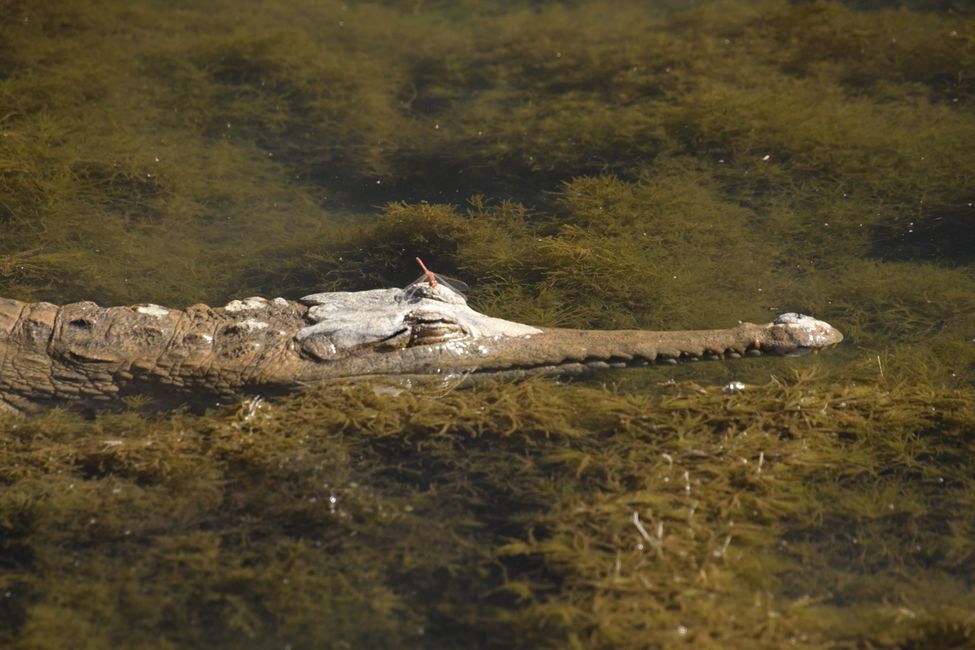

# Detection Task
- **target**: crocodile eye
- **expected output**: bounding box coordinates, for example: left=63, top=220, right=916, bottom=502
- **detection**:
left=409, top=318, right=466, bottom=346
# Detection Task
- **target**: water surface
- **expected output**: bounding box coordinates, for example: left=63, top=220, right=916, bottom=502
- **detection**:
left=1, top=1, right=973, bottom=647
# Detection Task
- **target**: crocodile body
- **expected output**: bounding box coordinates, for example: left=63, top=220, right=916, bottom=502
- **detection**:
left=0, top=283, right=843, bottom=412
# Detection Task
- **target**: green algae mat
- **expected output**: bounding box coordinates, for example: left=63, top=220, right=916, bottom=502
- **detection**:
left=1, top=0, right=974, bottom=647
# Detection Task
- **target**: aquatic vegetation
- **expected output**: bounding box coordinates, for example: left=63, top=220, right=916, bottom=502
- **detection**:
left=2, top=374, right=975, bottom=648
left=1, top=0, right=974, bottom=647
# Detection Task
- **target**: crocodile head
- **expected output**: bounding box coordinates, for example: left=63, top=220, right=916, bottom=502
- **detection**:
left=295, top=283, right=541, bottom=361
left=289, top=282, right=843, bottom=384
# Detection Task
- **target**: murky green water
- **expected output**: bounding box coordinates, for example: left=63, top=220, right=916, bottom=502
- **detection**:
left=1, top=0, right=974, bottom=647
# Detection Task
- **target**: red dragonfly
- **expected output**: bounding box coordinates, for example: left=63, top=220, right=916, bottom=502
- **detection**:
left=410, top=256, right=469, bottom=296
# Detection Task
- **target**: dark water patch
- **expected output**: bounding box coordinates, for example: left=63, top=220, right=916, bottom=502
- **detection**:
left=869, top=201, right=975, bottom=266
left=837, top=0, right=975, bottom=12
left=0, top=42, right=16, bottom=81
left=0, top=579, right=29, bottom=645
left=901, top=620, right=975, bottom=650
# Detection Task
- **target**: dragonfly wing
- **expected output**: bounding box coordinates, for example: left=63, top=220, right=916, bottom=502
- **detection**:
left=435, top=274, right=469, bottom=295
left=405, top=273, right=469, bottom=299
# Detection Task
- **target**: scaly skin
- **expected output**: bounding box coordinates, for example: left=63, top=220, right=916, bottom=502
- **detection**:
left=0, top=284, right=843, bottom=412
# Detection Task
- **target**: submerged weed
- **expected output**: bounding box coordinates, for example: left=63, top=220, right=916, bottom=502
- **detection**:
left=2, top=376, right=975, bottom=647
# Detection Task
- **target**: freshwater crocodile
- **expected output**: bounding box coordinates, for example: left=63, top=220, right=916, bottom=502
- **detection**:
left=0, top=281, right=843, bottom=412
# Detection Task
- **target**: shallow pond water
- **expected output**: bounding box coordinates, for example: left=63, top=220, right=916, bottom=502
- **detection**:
left=1, top=0, right=974, bottom=647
